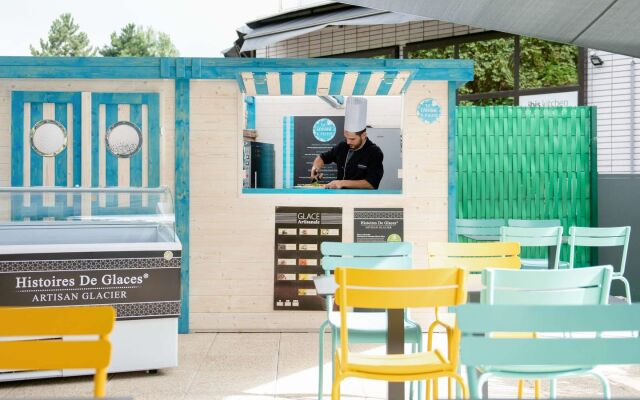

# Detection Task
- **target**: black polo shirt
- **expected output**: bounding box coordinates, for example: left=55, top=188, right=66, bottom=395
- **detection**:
left=319, top=139, right=384, bottom=189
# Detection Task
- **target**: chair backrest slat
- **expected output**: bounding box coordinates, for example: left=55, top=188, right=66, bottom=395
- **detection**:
left=335, top=268, right=466, bottom=309
left=489, top=287, right=605, bottom=305
left=429, top=256, right=520, bottom=272
left=321, top=242, right=412, bottom=257
left=458, top=304, right=640, bottom=332
left=456, top=226, right=502, bottom=236
left=429, top=242, right=519, bottom=257
left=0, top=341, right=111, bottom=370
left=571, top=235, right=626, bottom=247
left=568, top=226, right=631, bottom=272
left=322, top=256, right=411, bottom=271
left=508, top=219, right=562, bottom=228
left=500, top=226, right=563, bottom=248
left=321, top=242, right=412, bottom=272
left=570, top=226, right=630, bottom=237
left=483, top=266, right=611, bottom=290
left=482, top=266, right=612, bottom=305
left=461, top=336, right=640, bottom=366
left=428, top=242, right=521, bottom=272
left=457, top=219, right=506, bottom=228
left=455, top=219, right=505, bottom=240
left=0, top=306, right=114, bottom=336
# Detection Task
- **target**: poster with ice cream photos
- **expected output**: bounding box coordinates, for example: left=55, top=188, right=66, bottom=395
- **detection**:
left=274, top=206, right=342, bottom=311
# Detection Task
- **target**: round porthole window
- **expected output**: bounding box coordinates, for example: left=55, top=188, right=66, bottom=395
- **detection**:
left=30, top=120, right=67, bottom=157
left=106, top=121, right=142, bottom=158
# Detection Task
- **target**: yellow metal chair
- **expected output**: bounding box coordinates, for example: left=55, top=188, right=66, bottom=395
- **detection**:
left=0, top=306, right=116, bottom=398
left=427, top=241, right=521, bottom=398
left=332, top=267, right=468, bottom=400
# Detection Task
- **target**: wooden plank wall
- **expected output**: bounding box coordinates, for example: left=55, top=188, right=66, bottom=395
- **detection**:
left=189, top=80, right=449, bottom=331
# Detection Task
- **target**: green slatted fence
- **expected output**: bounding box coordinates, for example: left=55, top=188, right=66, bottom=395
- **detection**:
left=456, top=107, right=596, bottom=266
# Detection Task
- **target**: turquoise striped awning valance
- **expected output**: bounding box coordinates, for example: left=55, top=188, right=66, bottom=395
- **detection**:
left=238, top=70, right=414, bottom=96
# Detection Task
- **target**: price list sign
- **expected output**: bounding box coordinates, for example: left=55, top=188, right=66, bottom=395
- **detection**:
left=274, top=206, right=342, bottom=310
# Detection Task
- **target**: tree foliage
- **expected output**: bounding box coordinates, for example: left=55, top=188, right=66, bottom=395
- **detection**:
left=100, top=23, right=179, bottom=57
left=409, top=36, right=578, bottom=103
left=30, top=13, right=96, bottom=56
left=519, top=37, right=578, bottom=89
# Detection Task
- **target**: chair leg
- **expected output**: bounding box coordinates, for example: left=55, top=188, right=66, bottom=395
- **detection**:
left=417, top=336, right=424, bottom=400
left=465, top=366, right=480, bottom=400
left=331, top=377, right=342, bottom=400
left=456, top=365, right=463, bottom=399
left=318, top=320, right=329, bottom=400
left=94, top=367, right=107, bottom=398
left=550, top=379, right=557, bottom=399
left=434, top=376, right=439, bottom=400
left=448, top=376, right=454, bottom=400
left=591, top=371, right=611, bottom=399
left=450, top=374, right=469, bottom=400
left=410, top=342, right=416, bottom=400
left=619, top=276, right=632, bottom=304
left=517, top=380, right=524, bottom=400
left=331, top=354, right=341, bottom=400
left=331, top=328, right=337, bottom=384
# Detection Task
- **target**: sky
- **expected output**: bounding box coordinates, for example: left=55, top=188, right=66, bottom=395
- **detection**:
left=0, top=0, right=319, bottom=57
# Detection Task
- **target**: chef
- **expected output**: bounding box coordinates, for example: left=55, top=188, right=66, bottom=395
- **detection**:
left=310, top=97, right=384, bottom=189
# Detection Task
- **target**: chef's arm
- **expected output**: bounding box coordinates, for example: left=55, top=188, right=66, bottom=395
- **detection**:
left=311, top=156, right=325, bottom=178
left=341, top=179, right=374, bottom=189
left=328, top=179, right=374, bottom=189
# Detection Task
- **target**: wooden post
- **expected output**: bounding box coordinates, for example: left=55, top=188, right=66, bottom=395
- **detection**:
left=175, top=78, right=190, bottom=334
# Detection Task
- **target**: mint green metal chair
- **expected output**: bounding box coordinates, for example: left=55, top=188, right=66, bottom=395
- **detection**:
left=318, top=242, right=423, bottom=400
left=456, top=219, right=505, bottom=242
left=466, top=266, right=613, bottom=399
left=500, top=226, right=563, bottom=269
left=507, top=219, right=569, bottom=269
left=459, top=303, right=640, bottom=400
left=569, top=226, right=632, bottom=303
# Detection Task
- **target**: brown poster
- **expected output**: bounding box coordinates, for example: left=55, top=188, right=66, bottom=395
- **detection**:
left=274, top=207, right=342, bottom=310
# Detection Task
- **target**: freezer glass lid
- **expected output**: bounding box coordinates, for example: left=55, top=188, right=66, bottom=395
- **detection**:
left=0, top=186, right=176, bottom=239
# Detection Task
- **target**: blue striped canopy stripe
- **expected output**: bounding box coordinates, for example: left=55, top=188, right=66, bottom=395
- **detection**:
left=240, top=70, right=414, bottom=96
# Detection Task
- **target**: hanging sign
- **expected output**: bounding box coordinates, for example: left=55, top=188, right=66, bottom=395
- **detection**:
left=417, top=98, right=441, bottom=124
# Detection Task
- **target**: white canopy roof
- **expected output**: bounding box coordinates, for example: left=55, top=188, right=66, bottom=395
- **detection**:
left=338, top=0, right=640, bottom=57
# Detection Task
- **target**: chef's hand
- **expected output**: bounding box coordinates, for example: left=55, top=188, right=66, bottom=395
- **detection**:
left=326, top=180, right=345, bottom=189
left=310, top=167, right=320, bottom=180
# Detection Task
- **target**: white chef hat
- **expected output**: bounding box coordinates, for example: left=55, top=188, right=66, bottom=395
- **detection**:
left=344, top=97, right=368, bottom=133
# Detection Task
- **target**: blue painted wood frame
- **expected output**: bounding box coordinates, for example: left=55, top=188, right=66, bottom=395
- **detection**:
left=243, top=188, right=402, bottom=195
left=0, top=57, right=474, bottom=83
left=448, top=82, right=458, bottom=242
left=175, top=79, right=190, bottom=333
left=11, top=91, right=82, bottom=220
left=352, top=72, right=371, bottom=95
left=279, top=72, right=293, bottom=95
left=282, top=116, right=294, bottom=188
left=304, top=72, right=319, bottom=95
left=245, top=96, right=256, bottom=130
left=376, top=71, right=398, bottom=96
left=90, top=93, right=161, bottom=189
left=328, top=72, right=345, bottom=95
